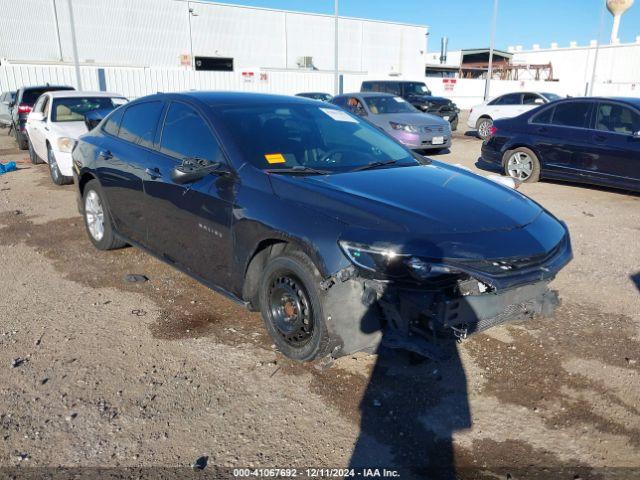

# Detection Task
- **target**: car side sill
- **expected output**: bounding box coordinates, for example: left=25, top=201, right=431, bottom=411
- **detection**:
left=114, top=232, right=251, bottom=309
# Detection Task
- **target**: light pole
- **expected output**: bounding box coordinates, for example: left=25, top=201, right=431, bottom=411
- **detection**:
left=589, top=0, right=607, bottom=96
left=484, top=0, right=498, bottom=101
left=67, top=0, right=82, bottom=90
left=334, top=0, right=339, bottom=95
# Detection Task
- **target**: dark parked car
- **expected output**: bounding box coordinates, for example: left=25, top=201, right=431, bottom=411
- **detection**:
left=361, top=80, right=459, bottom=130
left=480, top=97, right=640, bottom=192
left=10, top=84, right=75, bottom=149
left=295, top=92, right=332, bottom=102
left=0, top=91, right=16, bottom=128
left=73, top=92, right=571, bottom=362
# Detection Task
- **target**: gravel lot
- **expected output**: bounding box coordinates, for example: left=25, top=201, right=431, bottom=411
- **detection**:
left=0, top=112, right=639, bottom=479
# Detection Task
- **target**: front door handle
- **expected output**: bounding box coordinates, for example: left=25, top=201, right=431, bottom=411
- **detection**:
left=145, top=167, right=161, bottom=179
left=98, top=150, right=112, bottom=160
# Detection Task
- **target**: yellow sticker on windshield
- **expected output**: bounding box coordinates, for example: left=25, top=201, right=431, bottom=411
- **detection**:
left=265, top=153, right=286, bottom=164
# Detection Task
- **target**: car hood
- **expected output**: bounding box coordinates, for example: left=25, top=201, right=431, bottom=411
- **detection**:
left=268, top=162, right=569, bottom=261
left=49, top=121, right=88, bottom=140
left=371, top=112, right=448, bottom=127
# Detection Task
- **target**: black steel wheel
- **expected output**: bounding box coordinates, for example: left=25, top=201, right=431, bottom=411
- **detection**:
left=268, top=273, right=314, bottom=346
left=259, top=250, right=334, bottom=361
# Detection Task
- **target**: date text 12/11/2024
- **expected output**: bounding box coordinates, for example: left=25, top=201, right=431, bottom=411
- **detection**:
left=232, top=468, right=401, bottom=478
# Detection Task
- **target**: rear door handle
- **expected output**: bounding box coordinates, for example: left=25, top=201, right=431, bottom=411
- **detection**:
left=145, top=167, right=161, bottom=179
left=98, top=150, right=112, bottom=160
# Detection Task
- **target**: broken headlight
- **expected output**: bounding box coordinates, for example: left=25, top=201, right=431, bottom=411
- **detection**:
left=339, top=241, right=461, bottom=281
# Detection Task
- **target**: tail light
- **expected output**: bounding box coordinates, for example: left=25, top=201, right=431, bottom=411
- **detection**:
left=17, top=104, right=32, bottom=114
left=488, top=125, right=498, bottom=137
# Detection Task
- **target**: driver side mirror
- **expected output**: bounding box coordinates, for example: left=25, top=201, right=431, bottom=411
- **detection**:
left=632, top=130, right=640, bottom=139
left=534, top=98, right=545, bottom=105
left=171, top=158, right=228, bottom=184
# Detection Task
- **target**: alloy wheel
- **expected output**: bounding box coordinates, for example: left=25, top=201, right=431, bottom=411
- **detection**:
left=85, top=190, right=105, bottom=242
left=507, top=151, right=534, bottom=181
left=268, top=274, right=314, bottom=346
left=478, top=119, right=493, bottom=139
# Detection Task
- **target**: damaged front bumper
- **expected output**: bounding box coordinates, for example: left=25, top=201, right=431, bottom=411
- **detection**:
left=321, top=235, right=572, bottom=360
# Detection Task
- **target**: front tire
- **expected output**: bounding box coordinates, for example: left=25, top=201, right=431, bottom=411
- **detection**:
left=48, top=147, right=72, bottom=185
left=259, top=250, right=334, bottom=362
left=28, top=138, right=44, bottom=165
left=503, top=147, right=541, bottom=183
left=82, top=180, right=126, bottom=250
left=476, top=117, right=493, bottom=140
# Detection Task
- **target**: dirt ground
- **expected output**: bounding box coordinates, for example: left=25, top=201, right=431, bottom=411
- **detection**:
left=0, top=113, right=639, bottom=479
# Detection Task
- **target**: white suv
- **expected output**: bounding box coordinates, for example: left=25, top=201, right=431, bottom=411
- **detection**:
left=25, top=91, right=127, bottom=185
left=468, top=92, right=562, bottom=139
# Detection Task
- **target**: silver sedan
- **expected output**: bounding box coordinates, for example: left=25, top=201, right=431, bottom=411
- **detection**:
left=331, top=92, right=452, bottom=151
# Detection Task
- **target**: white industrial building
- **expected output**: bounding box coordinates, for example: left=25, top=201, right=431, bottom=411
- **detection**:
left=0, top=0, right=428, bottom=78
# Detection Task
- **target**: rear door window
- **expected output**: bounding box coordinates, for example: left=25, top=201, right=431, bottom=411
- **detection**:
left=159, top=102, right=222, bottom=162
left=118, top=101, right=164, bottom=148
left=551, top=102, right=592, bottom=128
left=492, top=93, right=521, bottom=106
left=595, top=102, right=640, bottom=135
left=531, top=107, right=554, bottom=125
left=383, top=82, right=401, bottom=95
left=103, top=108, right=125, bottom=136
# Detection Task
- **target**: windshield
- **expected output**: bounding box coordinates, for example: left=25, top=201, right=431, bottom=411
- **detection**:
left=213, top=103, right=418, bottom=174
left=51, top=97, right=127, bottom=122
left=364, top=96, right=418, bottom=115
left=404, top=82, right=431, bottom=96
left=542, top=93, right=562, bottom=101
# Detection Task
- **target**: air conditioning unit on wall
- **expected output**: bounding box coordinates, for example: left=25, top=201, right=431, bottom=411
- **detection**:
left=296, top=56, right=314, bottom=69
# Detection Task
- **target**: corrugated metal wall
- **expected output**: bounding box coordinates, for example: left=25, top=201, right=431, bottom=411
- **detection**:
left=0, top=0, right=428, bottom=77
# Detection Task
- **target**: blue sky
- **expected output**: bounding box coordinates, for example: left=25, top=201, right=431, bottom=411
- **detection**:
left=213, top=0, right=640, bottom=51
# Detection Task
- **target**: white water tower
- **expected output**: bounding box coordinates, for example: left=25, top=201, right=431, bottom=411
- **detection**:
left=607, top=0, right=634, bottom=43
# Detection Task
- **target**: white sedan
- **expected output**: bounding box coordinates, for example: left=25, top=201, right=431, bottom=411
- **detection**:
left=25, top=91, right=127, bottom=185
left=467, top=92, right=562, bottom=139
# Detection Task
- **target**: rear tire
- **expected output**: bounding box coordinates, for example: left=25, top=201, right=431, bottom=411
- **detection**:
left=82, top=180, right=126, bottom=250
left=15, top=128, right=28, bottom=150
left=476, top=117, right=493, bottom=140
left=503, top=147, right=541, bottom=183
left=259, top=250, right=333, bottom=362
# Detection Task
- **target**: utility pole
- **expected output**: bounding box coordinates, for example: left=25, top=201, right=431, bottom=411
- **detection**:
left=188, top=1, right=195, bottom=70
left=67, top=0, right=82, bottom=90
left=589, top=0, right=607, bottom=96
left=484, top=0, right=498, bottom=101
left=334, top=0, right=339, bottom=95
left=51, top=0, right=63, bottom=61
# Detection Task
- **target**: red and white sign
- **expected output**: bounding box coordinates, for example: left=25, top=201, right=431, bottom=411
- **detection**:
left=443, top=78, right=457, bottom=92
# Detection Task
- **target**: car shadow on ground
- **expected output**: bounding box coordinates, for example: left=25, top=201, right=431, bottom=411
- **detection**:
left=348, top=339, right=469, bottom=479
left=631, top=273, right=640, bottom=293
left=346, top=252, right=471, bottom=479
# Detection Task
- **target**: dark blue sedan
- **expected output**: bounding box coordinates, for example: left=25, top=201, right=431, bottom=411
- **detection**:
left=72, top=92, right=571, bottom=362
left=480, top=97, right=640, bottom=192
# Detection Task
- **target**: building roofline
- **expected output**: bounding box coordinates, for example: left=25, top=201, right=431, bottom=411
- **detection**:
left=178, top=0, right=429, bottom=29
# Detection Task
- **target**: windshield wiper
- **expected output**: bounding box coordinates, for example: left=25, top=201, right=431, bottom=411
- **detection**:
left=349, top=160, right=398, bottom=172
left=264, top=165, right=331, bottom=175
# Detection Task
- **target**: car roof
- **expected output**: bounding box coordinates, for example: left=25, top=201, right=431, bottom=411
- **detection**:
left=20, top=85, right=74, bottom=91
left=130, top=91, right=331, bottom=108
left=546, top=96, right=640, bottom=106
left=335, top=92, right=395, bottom=99
left=47, top=90, right=124, bottom=99
left=297, top=92, right=330, bottom=95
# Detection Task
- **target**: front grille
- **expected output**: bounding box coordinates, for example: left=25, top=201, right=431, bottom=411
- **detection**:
left=453, top=239, right=565, bottom=276
left=422, top=125, right=445, bottom=133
